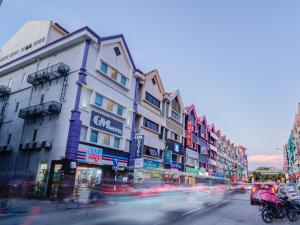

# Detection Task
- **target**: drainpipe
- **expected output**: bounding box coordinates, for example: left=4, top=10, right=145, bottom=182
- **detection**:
left=65, top=39, right=91, bottom=160
left=128, top=76, right=139, bottom=167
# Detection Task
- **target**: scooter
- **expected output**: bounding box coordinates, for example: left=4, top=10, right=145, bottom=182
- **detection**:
left=260, top=195, right=289, bottom=223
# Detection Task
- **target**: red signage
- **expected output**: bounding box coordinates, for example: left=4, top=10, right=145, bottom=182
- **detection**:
left=186, top=120, right=193, bottom=147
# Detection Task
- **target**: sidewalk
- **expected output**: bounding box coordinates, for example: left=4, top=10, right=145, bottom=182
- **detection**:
left=0, top=198, right=110, bottom=219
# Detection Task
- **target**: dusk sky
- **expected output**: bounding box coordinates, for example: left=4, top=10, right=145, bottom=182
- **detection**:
left=1, top=0, right=300, bottom=170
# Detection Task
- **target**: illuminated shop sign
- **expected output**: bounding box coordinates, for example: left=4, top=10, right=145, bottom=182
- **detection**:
left=90, top=111, right=123, bottom=136
left=135, top=135, right=144, bottom=158
left=186, top=120, right=193, bottom=147
left=143, top=159, right=161, bottom=170
left=76, top=144, right=103, bottom=163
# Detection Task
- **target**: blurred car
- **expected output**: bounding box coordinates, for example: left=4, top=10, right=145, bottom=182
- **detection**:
left=230, top=182, right=246, bottom=193
left=250, top=183, right=276, bottom=205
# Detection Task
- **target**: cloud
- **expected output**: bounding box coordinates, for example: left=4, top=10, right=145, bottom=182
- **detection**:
left=248, top=154, right=283, bottom=170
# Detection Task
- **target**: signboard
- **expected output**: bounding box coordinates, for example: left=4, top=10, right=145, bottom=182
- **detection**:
left=186, top=120, right=193, bottom=147
left=186, top=167, right=199, bottom=175
left=134, top=158, right=144, bottom=168
left=164, top=149, right=172, bottom=165
left=135, top=135, right=144, bottom=158
left=76, top=144, right=103, bottom=164
left=186, top=157, right=198, bottom=167
left=186, top=148, right=198, bottom=159
left=77, top=142, right=128, bottom=167
left=143, top=159, right=162, bottom=170
left=167, top=139, right=183, bottom=154
left=171, top=162, right=182, bottom=169
left=90, top=111, right=123, bottom=136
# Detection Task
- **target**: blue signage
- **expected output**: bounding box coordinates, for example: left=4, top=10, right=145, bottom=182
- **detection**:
left=171, top=162, right=182, bottom=169
left=113, top=158, right=119, bottom=167
left=135, top=135, right=144, bottom=158
left=143, top=159, right=161, bottom=170
left=90, top=111, right=123, bottom=136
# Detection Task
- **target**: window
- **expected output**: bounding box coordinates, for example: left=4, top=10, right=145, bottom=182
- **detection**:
left=95, top=94, right=103, bottom=107
left=120, top=75, right=127, bottom=86
left=7, top=133, right=11, bottom=145
left=143, top=118, right=159, bottom=132
left=111, top=69, right=118, bottom=80
left=171, top=110, right=180, bottom=121
left=114, top=137, right=120, bottom=148
left=171, top=132, right=178, bottom=141
left=102, top=133, right=110, bottom=145
left=114, top=47, right=121, bottom=56
left=152, top=78, right=156, bottom=85
left=80, top=126, right=88, bottom=141
left=40, top=94, right=44, bottom=104
left=126, top=111, right=132, bottom=127
left=106, top=99, right=114, bottom=111
left=159, top=127, right=164, bottom=140
left=145, top=146, right=159, bottom=158
left=15, top=102, right=19, bottom=112
left=90, top=130, right=98, bottom=143
left=100, top=62, right=108, bottom=73
left=117, top=104, right=124, bottom=116
left=145, top=92, right=161, bottom=108
left=33, top=129, right=37, bottom=142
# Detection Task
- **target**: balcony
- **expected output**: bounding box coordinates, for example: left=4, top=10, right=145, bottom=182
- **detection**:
left=27, top=63, right=70, bottom=86
left=19, top=101, right=62, bottom=120
left=0, top=85, right=10, bottom=98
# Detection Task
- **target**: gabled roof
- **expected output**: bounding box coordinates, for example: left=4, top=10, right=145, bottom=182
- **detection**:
left=184, top=104, right=198, bottom=119
left=100, top=34, right=136, bottom=71
left=166, top=89, right=184, bottom=110
left=208, top=123, right=215, bottom=133
left=143, top=69, right=165, bottom=94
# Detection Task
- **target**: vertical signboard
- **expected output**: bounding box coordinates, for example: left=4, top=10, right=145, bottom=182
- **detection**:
left=186, top=120, right=193, bottom=147
left=135, top=135, right=144, bottom=158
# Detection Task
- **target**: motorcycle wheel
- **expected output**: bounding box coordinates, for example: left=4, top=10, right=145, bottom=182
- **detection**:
left=262, top=208, right=274, bottom=223
left=287, top=209, right=298, bottom=222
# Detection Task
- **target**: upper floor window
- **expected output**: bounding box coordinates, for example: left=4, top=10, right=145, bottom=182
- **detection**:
left=99, top=61, right=128, bottom=88
left=120, top=75, right=127, bottom=86
left=171, top=110, right=180, bottom=121
left=100, top=62, right=108, bottom=74
left=145, top=92, right=160, bottom=109
left=117, top=104, right=124, bottom=116
left=143, top=118, right=159, bottom=132
left=106, top=99, right=114, bottom=112
left=90, top=130, right=98, bottom=143
left=95, top=94, right=103, bottom=107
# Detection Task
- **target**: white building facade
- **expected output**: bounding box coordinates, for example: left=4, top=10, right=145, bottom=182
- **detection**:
left=0, top=21, right=138, bottom=197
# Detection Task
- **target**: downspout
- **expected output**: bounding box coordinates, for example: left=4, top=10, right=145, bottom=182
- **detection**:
left=65, top=39, right=91, bottom=159
left=128, top=76, right=139, bottom=167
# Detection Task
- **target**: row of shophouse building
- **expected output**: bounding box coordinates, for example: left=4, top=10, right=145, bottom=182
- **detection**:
left=284, top=103, right=300, bottom=183
left=0, top=21, right=248, bottom=198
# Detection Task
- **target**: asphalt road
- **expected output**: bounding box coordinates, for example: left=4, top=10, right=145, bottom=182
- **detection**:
left=1, top=192, right=296, bottom=225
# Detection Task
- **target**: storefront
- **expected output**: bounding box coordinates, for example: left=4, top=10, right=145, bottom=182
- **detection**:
left=47, top=142, right=129, bottom=200
left=185, top=148, right=199, bottom=179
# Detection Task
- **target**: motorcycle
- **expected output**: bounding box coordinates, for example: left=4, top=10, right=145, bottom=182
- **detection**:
left=285, top=196, right=300, bottom=222
left=259, top=191, right=295, bottom=223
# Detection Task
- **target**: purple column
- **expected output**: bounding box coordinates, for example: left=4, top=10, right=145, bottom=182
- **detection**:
left=65, top=40, right=91, bottom=159
left=128, top=77, right=139, bottom=166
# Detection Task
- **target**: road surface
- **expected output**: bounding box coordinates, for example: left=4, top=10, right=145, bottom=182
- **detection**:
left=1, top=192, right=295, bottom=225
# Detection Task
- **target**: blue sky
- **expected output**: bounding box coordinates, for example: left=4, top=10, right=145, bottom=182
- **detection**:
left=1, top=0, right=300, bottom=169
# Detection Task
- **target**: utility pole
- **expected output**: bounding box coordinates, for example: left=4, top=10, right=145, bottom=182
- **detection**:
left=0, top=0, right=3, bottom=7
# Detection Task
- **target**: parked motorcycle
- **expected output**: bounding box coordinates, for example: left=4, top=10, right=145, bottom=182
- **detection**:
left=286, top=196, right=300, bottom=222
left=259, top=190, right=296, bottom=223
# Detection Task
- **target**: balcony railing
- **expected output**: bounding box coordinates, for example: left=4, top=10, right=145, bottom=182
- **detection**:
left=0, top=85, right=10, bottom=98
left=19, top=101, right=62, bottom=120
left=27, top=62, right=70, bottom=86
